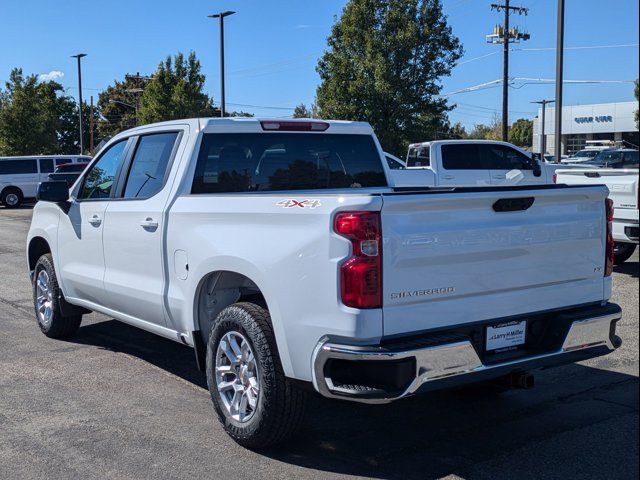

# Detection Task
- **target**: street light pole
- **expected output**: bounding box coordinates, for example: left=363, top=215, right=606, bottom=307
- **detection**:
left=554, top=0, right=565, bottom=161
left=208, top=11, right=235, bottom=117
left=71, top=53, right=87, bottom=154
left=532, top=99, right=555, bottom=158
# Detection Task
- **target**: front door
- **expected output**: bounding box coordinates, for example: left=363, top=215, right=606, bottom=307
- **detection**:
left=57, top=139, right=130, bottom=305
left=484, top=144, right=545, bottom=186
left=102, top=130, right=183, bottom=326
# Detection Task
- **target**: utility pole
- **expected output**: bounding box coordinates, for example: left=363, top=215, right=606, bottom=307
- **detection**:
left=71, top=53, right=87, bottom=154
left=208, top=11, right=236, bottom=117
left=89, top=95, right=94, bottom=153
left=487, top=2, right=530, bottom=141
left=554, top=0, right=565, bottom=161
left=531, top=99, right=555, bottom=158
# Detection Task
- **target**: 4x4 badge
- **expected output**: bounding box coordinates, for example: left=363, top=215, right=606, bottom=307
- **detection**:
left=277, top=199, right=322, bottom=209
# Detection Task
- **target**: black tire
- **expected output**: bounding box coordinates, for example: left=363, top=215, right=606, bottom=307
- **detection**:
left=614, top=242, right=636, bottom=265
left=1, top=187, right=23, bottom=208
left=32, top=254, right=82, bottom=338
left=206, top=302, right=307, bottom=448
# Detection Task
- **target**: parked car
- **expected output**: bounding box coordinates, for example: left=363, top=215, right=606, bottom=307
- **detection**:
left=575, top=149, right=639, bottom=169
left=48, top=162, right=90, bottom=187
left=560, top=149, right=600, bottom=164
left=0, top=155, right=91, bottom=208
left=403, top=140, right=573, bottom=186
left=28, top=118, right=622, bottom=448
left=555, top=161, right=639, bottom=264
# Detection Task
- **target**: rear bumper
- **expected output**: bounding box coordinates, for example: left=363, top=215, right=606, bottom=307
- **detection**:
left=312, top=303, right=622, bottom=403
left=613, top=218, right=639, bottom=243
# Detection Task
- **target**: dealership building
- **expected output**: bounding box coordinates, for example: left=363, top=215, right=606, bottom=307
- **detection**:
left=532, top=101, right=639, bottom=156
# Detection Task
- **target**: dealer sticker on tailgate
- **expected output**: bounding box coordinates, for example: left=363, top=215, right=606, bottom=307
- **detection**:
left=486, top=320, right=527, bottom=351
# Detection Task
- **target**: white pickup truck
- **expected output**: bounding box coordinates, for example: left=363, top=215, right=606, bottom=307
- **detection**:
left=403, top=140, right=585, bottom=187
left=556, top=163, right=639, bottom=264
left=27, top=118, right=622, bottom=448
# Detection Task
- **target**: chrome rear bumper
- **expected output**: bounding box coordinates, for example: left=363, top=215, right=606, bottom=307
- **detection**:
left=312, top=305, right=622, bottom=404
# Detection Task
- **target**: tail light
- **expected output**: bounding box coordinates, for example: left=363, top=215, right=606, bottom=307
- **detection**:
left=605, top=198, right=614, bottom=276
left=552, top=173, right=557, bottom=184
left=334, top=211, right=382, bottom=309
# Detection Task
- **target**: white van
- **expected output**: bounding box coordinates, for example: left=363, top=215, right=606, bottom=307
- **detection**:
left=0, top=155, right=91, bottom=208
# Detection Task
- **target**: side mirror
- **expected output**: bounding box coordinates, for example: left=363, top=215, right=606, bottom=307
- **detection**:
left=530, top=153, right=542, bottom=177
left=37, top=181, right=69, bottom=203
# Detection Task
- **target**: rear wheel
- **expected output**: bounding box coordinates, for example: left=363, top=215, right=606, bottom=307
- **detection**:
left=614, top=242, right=636, bottom=265
left=1, top=187, right=23, bottom=208
left=32, top=254, right=82, bottom=338
left=206, top=302, right=307, bottom=448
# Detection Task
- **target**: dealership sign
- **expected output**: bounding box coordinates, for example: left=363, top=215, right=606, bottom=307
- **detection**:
left=574, top=115, right=613, bottom=124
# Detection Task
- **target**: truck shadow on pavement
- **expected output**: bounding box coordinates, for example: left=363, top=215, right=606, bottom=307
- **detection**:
left=70, top=319, right=639, bottom=480
left=615, top=260, right=639, bottom=279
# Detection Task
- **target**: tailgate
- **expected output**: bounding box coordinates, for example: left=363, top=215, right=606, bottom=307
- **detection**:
left=556, top=169, right=638, bottom=210
left=381, top=186, right=608, bottom=336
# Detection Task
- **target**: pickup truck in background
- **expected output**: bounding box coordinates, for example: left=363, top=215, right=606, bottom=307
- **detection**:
left=403, top=140, right=575, bottom=187
left=556, top=165, right=639, bottom=264
left=28, top=118, right=622, bottom=448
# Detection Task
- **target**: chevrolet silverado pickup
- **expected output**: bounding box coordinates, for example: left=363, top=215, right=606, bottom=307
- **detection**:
left=27, top=118, right=622, bottom=448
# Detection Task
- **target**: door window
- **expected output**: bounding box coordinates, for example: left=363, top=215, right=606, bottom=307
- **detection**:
left=78, top=140, right=128, bottom=199
left=39, top=158, right=55, bottom=173
left=482, top=145, right=531, bottom=170
left=122, top=132, right=179, bottom=199
left=441, top=144, right=486, bottom=169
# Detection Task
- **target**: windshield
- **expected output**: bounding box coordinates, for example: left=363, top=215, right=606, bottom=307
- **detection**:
left=573, top=150, right=597, bottom=158
left=582, top=150, right=624, bottom=167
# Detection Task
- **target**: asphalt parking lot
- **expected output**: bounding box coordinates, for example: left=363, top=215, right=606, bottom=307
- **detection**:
left=1, top=206, right=638, bottom=480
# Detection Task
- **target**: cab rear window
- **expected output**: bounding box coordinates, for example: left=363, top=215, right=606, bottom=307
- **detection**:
left=191, top=133, right=387, bottom=193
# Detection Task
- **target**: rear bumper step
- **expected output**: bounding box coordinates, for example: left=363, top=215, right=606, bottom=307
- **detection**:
left=312, top=303, right=622, bottom=403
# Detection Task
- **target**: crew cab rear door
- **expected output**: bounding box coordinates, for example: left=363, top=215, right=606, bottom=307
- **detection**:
left=435, top=143, right=491, bottom=186
left=380, top=185, right=608, bottom=336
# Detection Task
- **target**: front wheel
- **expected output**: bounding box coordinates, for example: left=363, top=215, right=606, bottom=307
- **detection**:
left=32, top=254, right=82, bottom=338
left=614, top=242, right=636, bottom=265
left=206, top=302, right=307, bottom=448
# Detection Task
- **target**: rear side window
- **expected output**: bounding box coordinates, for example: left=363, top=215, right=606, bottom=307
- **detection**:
left=0, top=159, right=38, bottom=174
left=441, top=144, right=486, bottom=170
left=407, top=146, right=430, bottom=167
left=122, top=132, right=179, bottom=199
left=39, top=158, right=55, bottom=173
left=191, top=133, right=387, bottom=193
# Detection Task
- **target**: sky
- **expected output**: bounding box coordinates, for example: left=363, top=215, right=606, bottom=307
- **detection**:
left=1, top=0, right=638, bottom=130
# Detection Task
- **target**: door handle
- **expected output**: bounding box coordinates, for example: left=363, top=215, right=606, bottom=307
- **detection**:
left=443, top=175, right=454, bottom=180
left=492, top=175, right=506, bottom=179
left=140, top=218, right=159, bottom=229
left=88, top=215, right=102, bottom=227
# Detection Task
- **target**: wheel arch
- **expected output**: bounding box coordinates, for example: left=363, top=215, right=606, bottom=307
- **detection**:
left=190, top=268, right=292, bottom=376
left=27, top=236, right=52, bottom=272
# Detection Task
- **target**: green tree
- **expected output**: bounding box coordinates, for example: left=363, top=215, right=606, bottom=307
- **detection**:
left=97, top=73, right=149, bottom=139
left=448, top=122, right=467, bottom=139
left=509, top=118, right=533, bottom=147
left=292, top=103, right=318, bottom=118
left=1, top=69, right=72, bottom=155
left=138, top=52, right=215, bottom=124
left=468, top=115, right=501, bottom=140
left=315, top=0, right=463, bottom=156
